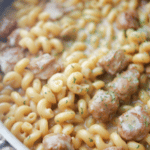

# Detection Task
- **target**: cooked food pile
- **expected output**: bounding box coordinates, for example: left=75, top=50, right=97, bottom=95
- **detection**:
left=0, top=0, right=150, bottom=149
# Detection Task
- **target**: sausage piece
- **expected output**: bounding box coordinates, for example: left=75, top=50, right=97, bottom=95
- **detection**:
left=138, top=25, right=150, bottom=41
left=8, top=28, right=21, bottom=47
left=43, top=133, right=74, bottom=150
left=118, top=106, right=150, bottom=141
left=97, top=50, right=130, bottom=75
left=116, top=10, right=139, bottom=30
left=104, top=147, right=124, bottom=150
left=107, top=69, right=140, bottom=103
left=60, top=25, right=78, bottom=41
left=140, top=0, right=150, bottom=6
left=0, top=47, right=24, bottom=74
left=0, top=18, right=17, bottom=39
left=28, top=54, right=61, bottom=80
left=88, top=90, right=119, bottom=122
left=0, top=42, right=9, bottom=51
left=44, top=2, right=64, bottom=20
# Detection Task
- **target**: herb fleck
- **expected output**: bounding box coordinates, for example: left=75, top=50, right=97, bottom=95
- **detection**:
left=81, top=107, right=84, bottom=114
left=23, top=101, right=26, bottom=105
left=73, top=77, right=76, bottom=83
left=89, top=138, right=93, bottom=142
left=86, top=88, right=89, bottom=92
left=128, top=124, right=133, bottom=130
left=27, top=136, right=31, bottom=140
left=71, top=65, right=74, bottom=68
left=104, top=103, right=108, bottom=107
left=145, top=121, right=149, bottom=127
left=54, top=53, right=58, bottom=56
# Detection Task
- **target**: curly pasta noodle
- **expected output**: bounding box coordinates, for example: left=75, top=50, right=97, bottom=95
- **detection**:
left=14, top=58, right=30, bottom=74
left=3, top=71, right=22, bottom=89
left=37, top=98, right=54, bottom=119
left=110, top=132, right=128, bottom=150
left=48, top=73, right=67, bottom=93
left=15, top=105, right=37, bottom=123
left=18, top=6, right=42, bottom=27
left=26, top=87, right=43, bottom=104
left=0, top=94, right=12, bottom=103
left=0, top=103, right=11, bottom=120
left=72, top=129, right=94, bottom=148
left=30, top=26, right=48, bottom=37
left=4, top=116, right=16, bottom=130
left=82, top=9, right=101, bottom=23
left=35, top=36, right=52, bottom=53
left=11, top=122, right=26, bottom=142
left=19, top=37, right=39, bottom=54
left=43, top=22, right=62, bottom=37
left=11, top=91, right=29, bottom=106
left=49, top=38, right=64, bottom=53
left=19, top=29, right=36, bottom=40
left=21, top=70, right=34, bottom=90
left=41, top=85, right=56, bottom=103
left=127, top=141, right=145, bottom=150
left=67, top=72, right=89, bottom=95
left=24, top=130, right=42, bottom=148
left=54, top=109, right=76, bottom=123
left=65, top=51, right=87, bottom=66
left=32, top=79, right=42, bottom=94
left=58, top=94, right=75, bottom=111
left=4, top=104, right=18, bottom=120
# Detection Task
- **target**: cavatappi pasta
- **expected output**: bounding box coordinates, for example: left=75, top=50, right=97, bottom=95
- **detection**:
left=1, top=0, right=150, bottom=150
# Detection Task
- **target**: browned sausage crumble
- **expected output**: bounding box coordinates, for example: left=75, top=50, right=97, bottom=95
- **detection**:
left=27, top=53, right=61, bottom=80
left=43, top=133, right=74, bottom=150
left=116, top=10, right=140, bottom=30
left=118, top=106, right=150, bottom=141
left=97, top=50, right=130, bottom=75
left=0, top=18, right=17, bottom=39
left=88, top=90, right=119, bottom=122
left=0, top=47, right=25, bottom=74
left=107, top=69, right=140, bottom=103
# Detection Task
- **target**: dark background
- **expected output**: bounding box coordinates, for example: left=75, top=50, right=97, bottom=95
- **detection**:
left=0, top=0, right=14, bottom=19
left=0, top=0, right=14, bottom=13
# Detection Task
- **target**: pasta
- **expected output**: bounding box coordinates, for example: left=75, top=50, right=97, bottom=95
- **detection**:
left=1, top=0, right=150, bottom=150
left=37, top=98, right=54, bottom=119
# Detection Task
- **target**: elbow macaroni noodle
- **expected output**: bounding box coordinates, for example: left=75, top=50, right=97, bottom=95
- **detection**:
left=37, top=98, right=54, bottom=119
